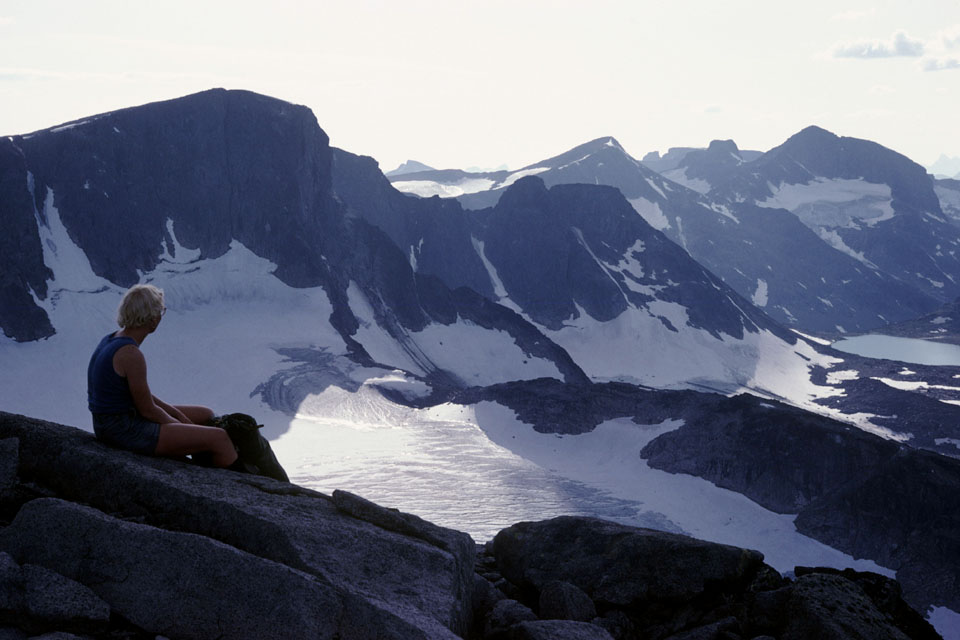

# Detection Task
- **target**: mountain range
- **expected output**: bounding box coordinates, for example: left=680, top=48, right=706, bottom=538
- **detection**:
left=2, top=89, right=960, bottom=633
left=391, top=130, right=960, bottom=335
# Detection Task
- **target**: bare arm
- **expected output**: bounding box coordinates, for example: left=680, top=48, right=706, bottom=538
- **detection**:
left=152, top=396, right=191, bottom=423
left=113, top=345, right=177, bottom=424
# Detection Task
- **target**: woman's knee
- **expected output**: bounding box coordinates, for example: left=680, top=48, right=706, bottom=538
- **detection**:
left=178, top=405, right=215, bottom=425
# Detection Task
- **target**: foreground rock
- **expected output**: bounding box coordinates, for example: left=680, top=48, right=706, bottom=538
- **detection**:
left=482, top=517, right=940, bottom=640
left=0, top=412, right=472, bottom=639
left=0, top=411, right=943, bottom=639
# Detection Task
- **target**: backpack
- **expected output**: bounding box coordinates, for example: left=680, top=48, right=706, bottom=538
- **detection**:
left=201, top=413, right=290, bottom=482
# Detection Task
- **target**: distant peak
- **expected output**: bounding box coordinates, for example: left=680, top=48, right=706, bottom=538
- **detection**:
left=578, top=136, right=624, bottom=153
left=792, top=125, right=839, bottom=142
left=707, top=139, right=740, bottom=154
left=385, top=159, right=436, bottom=177
left=601, top=136, right=623, bottom=149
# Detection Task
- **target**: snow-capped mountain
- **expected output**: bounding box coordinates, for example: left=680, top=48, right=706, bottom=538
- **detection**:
left=1, top=90, right=585, bottom=391
left=709, top=126, right=960, bottom=308
left=389, top=134, right=941, bottom=334
left=3, top=89, right=960, bottom=630
left=335, top=139, right=830, bottom=398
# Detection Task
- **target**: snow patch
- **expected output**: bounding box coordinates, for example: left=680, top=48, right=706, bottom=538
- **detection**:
left=558, top=153, right=592, bottom=170
left=628, top=198, right=670, bottom=230
left=791, top=329, right=832, bottom=346
left=496, top=167, right=551, bottom=190
left=817, top=228, right=876, bottom=267
left=30, top=178, right=114, bottom=299
left=873, top=377, right=960, bottom=393
left=826, top=369, right=859, bottom=384
left=347, top=282, right=563, bottom=386
left=928, top=606, right=960, bottom=640
left=50, top=119, right=91, bottom=133
left=751, top=279, right=768, bottom=307
left=391, top=177, right=496, bottom=198
left=710, top=203, right=740, bottom=223
left=661, top=168, right=711, bottom=194
left=644, top=177, right=667, bottom=199
left=935, top=438, right=960, bottom=450
left=159, top=219, right=201, bottom=264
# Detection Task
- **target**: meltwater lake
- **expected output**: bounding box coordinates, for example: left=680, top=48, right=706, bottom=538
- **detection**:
left=832, top=334, right=960, bottom=366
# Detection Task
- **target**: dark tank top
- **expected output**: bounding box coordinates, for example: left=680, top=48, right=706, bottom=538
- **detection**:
left=87, top=333, right=138, bottom=414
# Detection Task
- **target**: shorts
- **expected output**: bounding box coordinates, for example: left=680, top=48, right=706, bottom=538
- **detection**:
left=92, top=412, right=161, bottom=455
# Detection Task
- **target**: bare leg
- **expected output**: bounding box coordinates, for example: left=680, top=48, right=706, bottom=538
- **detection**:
left=174, top=405, right=215, bottom=425
left=155, top=423, right=237, bottom=468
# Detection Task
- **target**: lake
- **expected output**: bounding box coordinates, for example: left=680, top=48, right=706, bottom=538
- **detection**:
left=832, top=334, right=960, bottom=366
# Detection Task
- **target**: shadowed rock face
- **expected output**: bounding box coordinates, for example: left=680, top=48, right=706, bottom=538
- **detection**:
left=640, top=394, right=902, bottom=513
left=0, top=138, right=54, bottom=341
left=493, top=516, right=765, bottom=607
left=795, top=449, right=960, bottom=614
left=473, top=176, right=790, bottom=340
left=638, top=392, right=960, bottom=615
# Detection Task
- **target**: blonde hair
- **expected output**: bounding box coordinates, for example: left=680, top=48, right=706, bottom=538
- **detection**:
left=117, top=284, right=165, bottom=328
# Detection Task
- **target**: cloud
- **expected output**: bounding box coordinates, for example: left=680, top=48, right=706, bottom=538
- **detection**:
left=833, top=31, right=924, bottom=58
left=924, top=58, right=960, bottom=71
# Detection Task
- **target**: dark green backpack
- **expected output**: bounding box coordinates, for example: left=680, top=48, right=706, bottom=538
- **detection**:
left=207, top=413, right=290, bottom=482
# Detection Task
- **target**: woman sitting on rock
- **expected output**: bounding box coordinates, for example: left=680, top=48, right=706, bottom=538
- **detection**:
left=87, top=284, right=238, bottom=468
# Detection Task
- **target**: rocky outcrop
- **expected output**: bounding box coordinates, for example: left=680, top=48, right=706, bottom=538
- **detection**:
left=640, top=393, right=902, bottom=513
left=0, top=411, right=943, bottom=639
left=0, top=411, right=474, bottom=639
left=481, top=517, right=939, bottom=640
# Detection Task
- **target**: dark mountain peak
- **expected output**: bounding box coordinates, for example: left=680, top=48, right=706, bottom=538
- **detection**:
left=707, top=139, right=740, bottom=155
left=679, top=139, right=744, bottom=172
left=640, top=146, right=702, bottom=172
left=21, top=88, right=316, bottom=140
left=779, top=125, right=840, bottom=151
left=496, top=175, right=550, bottom=209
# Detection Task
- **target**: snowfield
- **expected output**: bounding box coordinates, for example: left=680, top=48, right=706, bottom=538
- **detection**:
left=389, top=177, right=495, bottom=198
left=757, top=177, right=895, bottom=229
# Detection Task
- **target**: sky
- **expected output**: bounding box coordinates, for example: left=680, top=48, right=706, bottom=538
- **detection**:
left=1, top=0, right=959, bottom=173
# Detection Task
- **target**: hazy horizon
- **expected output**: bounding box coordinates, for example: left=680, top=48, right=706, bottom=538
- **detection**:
left=2, top=1, right=959, bottom=172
